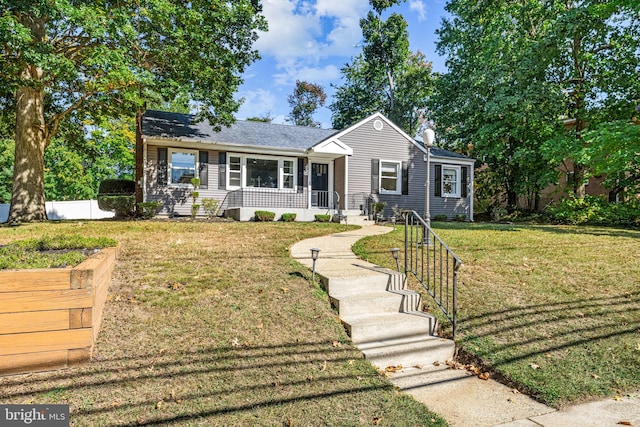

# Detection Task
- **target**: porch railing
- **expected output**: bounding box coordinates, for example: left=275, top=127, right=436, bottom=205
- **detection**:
left=402, top=210, right=462, bottom=339
left=227, top=188, right=308, bottom=209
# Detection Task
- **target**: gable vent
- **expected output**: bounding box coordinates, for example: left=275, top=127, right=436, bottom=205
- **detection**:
left=373, top=119, right=384, bottom=131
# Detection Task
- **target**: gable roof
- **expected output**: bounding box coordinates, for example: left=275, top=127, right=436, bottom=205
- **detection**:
left=142, top=109, right=473, bottom=162
left=142, top=110, right=338, bottom=151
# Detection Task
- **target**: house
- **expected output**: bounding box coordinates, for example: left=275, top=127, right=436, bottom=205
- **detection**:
left=139, top=110, right=475, bottom=221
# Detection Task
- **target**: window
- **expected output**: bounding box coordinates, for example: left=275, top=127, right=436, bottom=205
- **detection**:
left=227, top=154, right=296, bottom=190
left=282, top=160, right=295, bottom=189
left=169, top=149, right=197, bottom=185
left=442, top=166, right=460, bottom=197
left=229, top=156, right=241, bottom=187
left=380, top=160, right=401, bottom=194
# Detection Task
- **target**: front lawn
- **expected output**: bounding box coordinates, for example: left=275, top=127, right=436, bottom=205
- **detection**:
left=0, top=221, right=445, bottom=426
left=353, top=222, right=640, bottom=407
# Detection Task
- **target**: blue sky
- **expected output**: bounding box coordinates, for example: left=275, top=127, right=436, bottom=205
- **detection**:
left=235, top=0, right=450, bottom=128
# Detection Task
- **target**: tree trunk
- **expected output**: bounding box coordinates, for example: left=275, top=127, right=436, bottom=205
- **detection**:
left=6, top=17, right=48, bottom=224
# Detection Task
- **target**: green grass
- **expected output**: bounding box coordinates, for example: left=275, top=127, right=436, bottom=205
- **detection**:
left=0, top=221, right=446, bottom=427
left=353, top=222, right=640, bottom=407
left=0, top=234, right=117, bottom=269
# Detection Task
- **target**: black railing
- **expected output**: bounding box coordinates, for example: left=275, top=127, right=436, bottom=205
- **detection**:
left=403, top=210, right=462, bottom=339
left=227, top=188, right=308, bottom=209
left=311, top=190, right=330, bottom=208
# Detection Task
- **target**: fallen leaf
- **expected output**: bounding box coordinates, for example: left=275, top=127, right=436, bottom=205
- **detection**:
left=385, top=365, right=403, bottom=373
left=614, top=395, right=623, bottom=401
left=231, top=337, right=240, bottom=347
left=512, top=389, right=520, bottom=394
left=156, top=400, right=164, bottom=409
left=479, top=372, right=490, bottom=380
left=591, top=373, right=600, bottom=379
left=433, top=361, right=440, bottom=367
left=617, top=421, right=632, bottom=426
left=332, top=340, right=341, bottom=347
left=320, top=361, right=327, bottom=371
left=347, top=360, right=354, bottom=365
left=255, top=323, right=263, bottom=329
left=373, top=417, right=382, bottom=425
left=529, top=363, right=540, bottom=370
left=576, top=311, right=585, bottom=318
left=281, top=287, right=288, bottom=294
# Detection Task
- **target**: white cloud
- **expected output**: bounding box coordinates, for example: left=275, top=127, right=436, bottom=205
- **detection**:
left=273, top=63, right=341, bottom=86
left=255, top=0, right=368, bottom=81
left=236, top=89, right=278, bottom=119
left=409, top=0, right=427, bottom=22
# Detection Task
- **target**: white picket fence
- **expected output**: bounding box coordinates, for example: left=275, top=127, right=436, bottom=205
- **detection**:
left=0, top=200, right=115, bottom=223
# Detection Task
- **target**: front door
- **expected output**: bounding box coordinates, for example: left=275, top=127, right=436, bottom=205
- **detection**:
left=311, top=163, right=329, bottom=208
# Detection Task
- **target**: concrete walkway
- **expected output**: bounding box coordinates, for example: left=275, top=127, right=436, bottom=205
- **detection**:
left=290, top=218, right=640, bottom=427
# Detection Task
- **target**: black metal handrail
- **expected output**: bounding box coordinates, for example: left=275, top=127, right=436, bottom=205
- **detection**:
left=402, top=210, right=462, bottom=339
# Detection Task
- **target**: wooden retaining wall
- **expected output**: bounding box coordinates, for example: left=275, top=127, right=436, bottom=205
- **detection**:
left=0, top=247, right=118, bottom=375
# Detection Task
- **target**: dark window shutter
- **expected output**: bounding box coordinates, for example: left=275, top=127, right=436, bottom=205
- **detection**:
left=157, top=147, right=168, bottom=186
left=297, top=158, right=304, bottom=193
left=199, top=151, right=209, bottom=189
left=434, top=164, right=442, bottom=197
left=461, top=166, right=468, bottom=198
left=218, top=152, right=226, bottom=190
left=371, top=159, right=379, bottom=194
left=402, top=161, right=409, bottom=195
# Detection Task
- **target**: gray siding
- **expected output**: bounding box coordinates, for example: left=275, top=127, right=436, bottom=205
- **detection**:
left=337, top=117, right=472, bottom=219
left=145, top=145, right=229, bottom=216
left=334, top=157, right=346, bottom=209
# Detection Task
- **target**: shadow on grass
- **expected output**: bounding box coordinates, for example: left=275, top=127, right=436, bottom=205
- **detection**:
left=433, top=221, right=640, bottom=239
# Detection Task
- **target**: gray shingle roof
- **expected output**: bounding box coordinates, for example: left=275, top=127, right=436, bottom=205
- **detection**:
left=142, top=110, right=338, bottom=150
left=415, top=138, right=473, bottom=160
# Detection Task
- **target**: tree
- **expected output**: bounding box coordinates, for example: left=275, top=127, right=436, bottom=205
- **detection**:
left=287, top=81, right=327, bottom=127
left=330, top=0, right=434, bottom=134
left=0, top=1, right=266, bottom=223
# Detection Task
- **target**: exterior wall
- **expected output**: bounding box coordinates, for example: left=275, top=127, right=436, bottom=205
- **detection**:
left=146, top=145, right=234, bottom=216
left=336, top=117, right=473, bottom=220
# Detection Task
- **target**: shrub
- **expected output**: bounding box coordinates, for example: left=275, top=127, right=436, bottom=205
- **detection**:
left=255, top=210, right=275, bottom=221
left=454, top=214, right=467, bottom=222
left=98, top=195, right=136, bottom=218
left=97, top=179, right=136, bottom=218
left=551, top=196, right=640, bottom=226
left=372, top=202, right=386, bottom=217
left=201, top=198, right=220, bottom=219
left=280, top=213, right=296, bottom=222
left=137, top=201, right=162, bottom=219
left=191, top=204, right=201, bottom=218
left=433, top=214, right=448, bottom=222
left=314, top=214, right=331, bottom=222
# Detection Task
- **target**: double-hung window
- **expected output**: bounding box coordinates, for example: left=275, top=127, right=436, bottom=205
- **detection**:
left=380, top=160, right=401, bottom=194
left=442, top=166, right=460, bottom=197
left=169, top=149, right=198, bottom=185
left=227, top=154, right=296, bottom=190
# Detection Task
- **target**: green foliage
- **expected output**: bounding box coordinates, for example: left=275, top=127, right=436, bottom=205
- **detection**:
left=201, top=198, right=220, bottom=219
left=137, top=201, right=162, bottom=219
left=98, top=179, right=135, bottom=195
left=550, top=196, right=640, bottom=227
left=331, top=3, right=433, bottom=135
left=454, top=214, right=466, bottom=222
left=2, top=0, right=267, bottom=223
left=372, top=202, right=387, bottom=217
left=190, top=177, right=200, bottom=218
left=98, top=195, right=136, bottom=218
left=280, top=213, right=297, bottom=222
left=433, top=214, right=448, bottom=222
left=287, top=80, right=327, bottom=127
left=314, top=214, right=331, bottom=222
left=254, top=211, right=275, bottom=222
left=0, top=234, right=116, bottom=270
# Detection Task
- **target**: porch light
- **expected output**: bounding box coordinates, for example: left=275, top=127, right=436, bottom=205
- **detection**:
left=310, top=248, right=320, bottom=284
left=390, top=247, right=400, bottom=272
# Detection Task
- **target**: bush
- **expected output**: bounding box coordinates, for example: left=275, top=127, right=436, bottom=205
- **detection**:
left=550, top=196, right=640, bottom=226
left=454, top=214, right=467, bottom=222
left=137, top=201, right=162, bottom=219
left=98, top=179, right=136, bottom=217
left=201, top=198, right=220, bottom=219
left=254, top=210, right=275, bottom=222
left=433, top=214, right=448, bottom=222
left=280, top=213, right=296, bottom=222
left=314, top=214, right=331, bottom=222
left=98, top=195, right=136, bottom=218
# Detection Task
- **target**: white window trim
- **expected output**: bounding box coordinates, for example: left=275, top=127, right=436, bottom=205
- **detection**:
left=226, top=153, right=297, bottom=191
left=442, top=165, right=461, bottom=198
left=168, top=148, right=198, bottom=187
left=379, top=159, right=402, bottom=195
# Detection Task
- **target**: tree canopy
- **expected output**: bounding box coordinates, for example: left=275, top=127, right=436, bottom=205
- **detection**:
left=0, top=0, right=266, bottom=223
left=287, top=80, right=327, bottom=128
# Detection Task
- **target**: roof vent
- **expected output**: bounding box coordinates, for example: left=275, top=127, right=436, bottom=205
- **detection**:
left=373, top=119, right=384, bottom=131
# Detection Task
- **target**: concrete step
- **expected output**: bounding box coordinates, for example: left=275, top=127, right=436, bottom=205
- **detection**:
left=389, top=288, right=422, bottom=312
left=341, top=311, right=437, bottom=344
left=331, top=291, right=404, bottom=317
left=358, top=334, right=455, bottom=369
left=326, top=271, right=405, bottom=298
